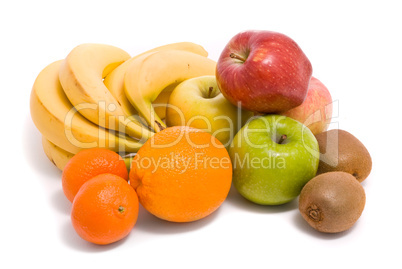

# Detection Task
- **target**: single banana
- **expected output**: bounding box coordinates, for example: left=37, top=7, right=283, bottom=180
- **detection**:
left=42, top=137, right=136, bottom=172
left=42, top=136, right=74, bottom=171
left=123, top=50, right=217, bottom=132
left=104, top=42, right=209, bottom=121
left=59, top=43, right=153, bottom=141
left=152, top=83, right=178, bottom=119
left=30, top=60, right=144, bottom=154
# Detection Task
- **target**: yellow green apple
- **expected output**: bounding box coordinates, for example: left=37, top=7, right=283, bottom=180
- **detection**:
left=166, top=75, right=253, bottom=147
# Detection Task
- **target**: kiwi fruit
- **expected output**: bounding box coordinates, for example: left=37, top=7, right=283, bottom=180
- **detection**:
left=299, top=171, right=366, bottom=233
left=315, top=129, right=372, bottom=182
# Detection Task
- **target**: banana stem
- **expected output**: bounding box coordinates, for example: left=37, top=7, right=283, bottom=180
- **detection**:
left=155, top=121, right=165, bottom=132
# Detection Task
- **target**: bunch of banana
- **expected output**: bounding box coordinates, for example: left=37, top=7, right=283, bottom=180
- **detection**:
left=30, top=42, right=217, bottom=171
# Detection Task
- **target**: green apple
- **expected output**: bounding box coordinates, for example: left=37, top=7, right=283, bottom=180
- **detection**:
left=166, top=75, right=253, bottom=147
left=229, top=114, right=319, bottom=205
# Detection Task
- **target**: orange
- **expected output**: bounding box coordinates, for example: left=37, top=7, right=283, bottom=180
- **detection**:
left=62, top=148, right=128, bottom=202
left=71, top=173, right=139, bottom=245
left=129, top=126, right=232, bottom=222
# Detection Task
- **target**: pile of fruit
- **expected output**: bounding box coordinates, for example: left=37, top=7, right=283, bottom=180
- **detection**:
left=30, top=30, right=372, bottom=245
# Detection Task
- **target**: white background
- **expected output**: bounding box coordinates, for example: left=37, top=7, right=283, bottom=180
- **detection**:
left=1, top=0, right=400, bottom=268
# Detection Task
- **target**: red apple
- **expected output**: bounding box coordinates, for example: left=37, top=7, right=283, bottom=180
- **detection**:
left=281, top=77, right=332, bottom=135
left=216, top=30, right=312, bottom=113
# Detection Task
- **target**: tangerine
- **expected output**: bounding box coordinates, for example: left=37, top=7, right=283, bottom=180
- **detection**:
left=71, top=173, right=139, bottom=245
left=62, top=148, right=128, bottom=202
left=129, top=126, right=232, bottom=222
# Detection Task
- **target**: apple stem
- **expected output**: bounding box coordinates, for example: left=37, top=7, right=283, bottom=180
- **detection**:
left=277, top=134, right=287, bottom=144
left=230, top=53, right=247, bottom=62
left=208, top=87, right=213, bottom=98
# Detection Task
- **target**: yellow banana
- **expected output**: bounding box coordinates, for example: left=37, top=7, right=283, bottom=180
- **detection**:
left=42, top=136, right=74, bottom=171
left=152, top=83, right=177, bottom=119
left=30, top=60, right=144, bottom=154
left=42, top=137, right=136, bottom=172
left=104, top=42, right=209, bottom=121
left=59, top=43, right=153, bottom=141
left=123, top=50, right=217, bottom=132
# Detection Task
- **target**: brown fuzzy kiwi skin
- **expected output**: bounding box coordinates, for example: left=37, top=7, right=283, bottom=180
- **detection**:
left=315, top=129, right=372, bottom=182
left=299, top=171, right=366, bottom=233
